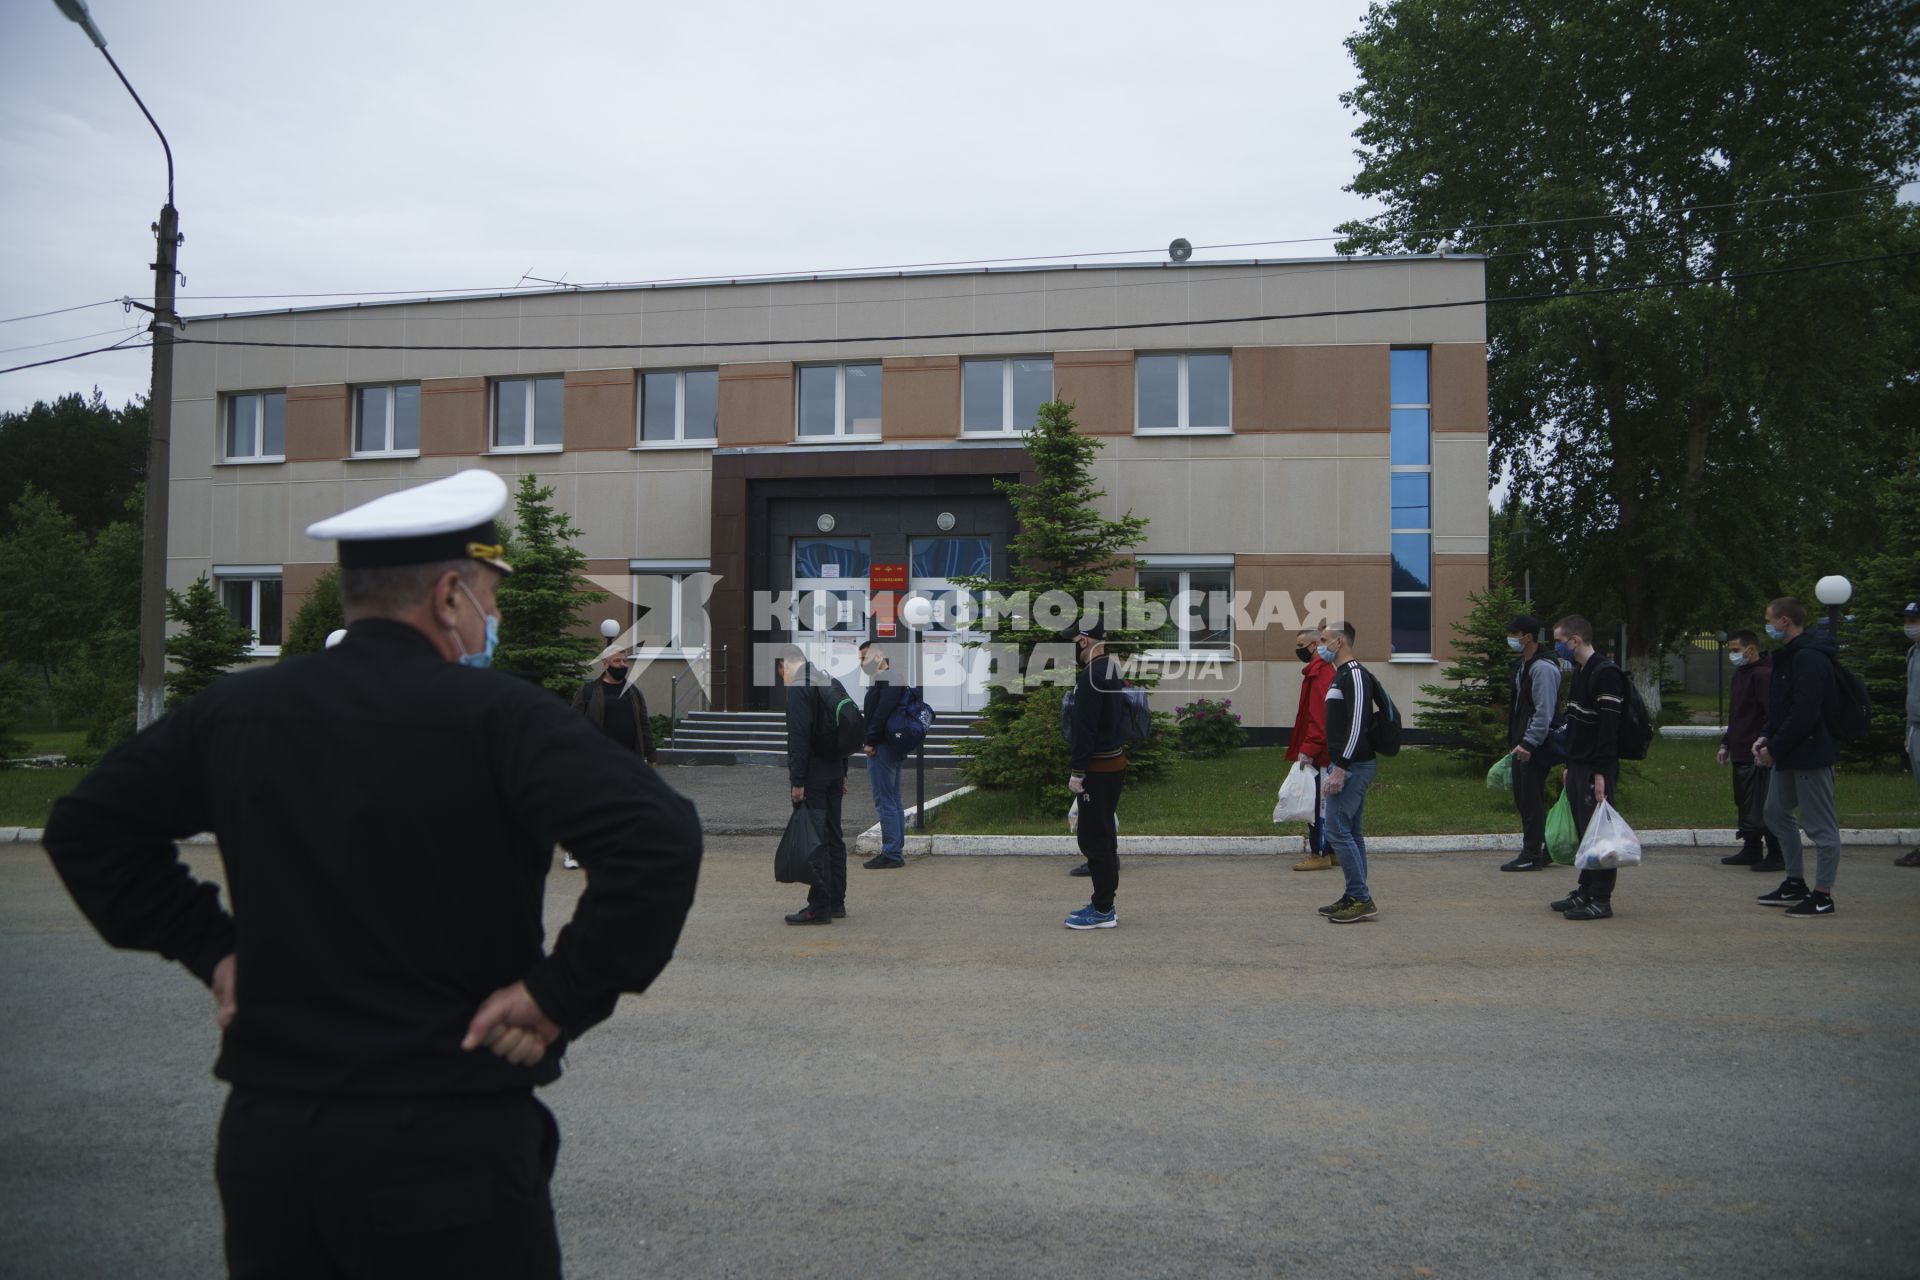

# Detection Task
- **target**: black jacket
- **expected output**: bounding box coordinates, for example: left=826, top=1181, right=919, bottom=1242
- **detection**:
left=42, top=618, right=703, bottom=1099
left=785, top=663, right=851, bottom=788
left=573, top=674, right=656, bottom=761
left=1564, top=652, right=1626, bottom=768
left=862, top=673, right=905, bottom=748
left=1323, top=659, right=1377, bottom=771
left=1068, top=654, right=1126, bottom=773
left=1721, top=654, right=1773, bottom=764
left=1764, top=628, right=1839, bottom=770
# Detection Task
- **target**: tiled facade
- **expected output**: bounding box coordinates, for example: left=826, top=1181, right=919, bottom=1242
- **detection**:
left=170, top=258, right=1490, bottom=731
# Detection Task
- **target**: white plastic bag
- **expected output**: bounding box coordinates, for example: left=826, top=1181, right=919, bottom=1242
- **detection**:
left=1573, top=799, right=1643, bottom=869
left=1271, top=760, right=1318, bottom=825
left=1067, top=797, right=1118, bottom=835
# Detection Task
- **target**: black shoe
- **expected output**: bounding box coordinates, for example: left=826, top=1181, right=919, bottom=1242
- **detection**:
left=1550, top=891, right=1587, bottom=913
left=1782, top=892, right=1834, bottom=918
left=862, top=855, right=905, bottom=869
left=1897, top=849, right=1920, bottom=867
left=1500, top=855, right=1547, bottom=872
left=1751, top=852, right=1785, bottom=873
left=1721, top=845, right=1763, bottom=866
left=1756, top=878, right=1808, bottom=907
left=1069, top=862, right=1092, bottom=877
left=832, top=905, right=847, bottom=919
left=1317, top=894, right=1356, bottom=917
left=1563, top=898, right=1613, bottom=920
left=784, top=905, right=833, bottom=925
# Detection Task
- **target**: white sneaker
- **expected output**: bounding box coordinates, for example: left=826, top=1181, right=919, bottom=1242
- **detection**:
left=562, top=852, right=580, bottom=869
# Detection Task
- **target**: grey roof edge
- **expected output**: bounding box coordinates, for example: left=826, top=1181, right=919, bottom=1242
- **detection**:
left=179, top=254, right=1489, bottom=325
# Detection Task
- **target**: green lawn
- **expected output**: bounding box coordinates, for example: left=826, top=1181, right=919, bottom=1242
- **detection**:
left=0, top=767, right=87, bottom=828
left=931, top=739, right=1920, bottom=837
left=18, top=729, right=88, bottom=757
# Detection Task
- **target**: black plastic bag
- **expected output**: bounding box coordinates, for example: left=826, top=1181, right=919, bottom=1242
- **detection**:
left=774, top=802, right=827, bottom=886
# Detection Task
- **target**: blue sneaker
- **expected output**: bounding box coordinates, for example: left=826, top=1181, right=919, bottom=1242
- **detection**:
left=1064, top=903, right=1117, bottom=930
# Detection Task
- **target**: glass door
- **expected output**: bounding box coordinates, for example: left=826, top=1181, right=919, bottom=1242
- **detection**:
left=908, top=535, right=993, bottom=713
left=791, top=537, right=871, bottom=683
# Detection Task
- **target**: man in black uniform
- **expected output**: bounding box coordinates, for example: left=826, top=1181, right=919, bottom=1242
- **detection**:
left=779, top=645, right=849, bottom=924
left=42, top=470, right=703, bottom=1280
left=1549, top=614, right=1626, bottom=920
left=1064, top=619, right=1126, bottom=930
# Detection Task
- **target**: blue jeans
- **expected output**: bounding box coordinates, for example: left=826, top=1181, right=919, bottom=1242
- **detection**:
left=868, top=743, right=906, bottom=857
left=1324, top=758, right=1377, bottom=901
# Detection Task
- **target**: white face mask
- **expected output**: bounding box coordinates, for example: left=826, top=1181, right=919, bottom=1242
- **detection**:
left=1728, top=649, right=1746, bottom=667
left=1906, top=623, right=1920, bottom=643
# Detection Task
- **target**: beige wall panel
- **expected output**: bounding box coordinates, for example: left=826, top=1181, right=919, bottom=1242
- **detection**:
left=1431, top=342, right=1489, bottom=433
left=398, top=310, right=465, bottom=382
left=1183, top=432, right=1270, bottom=461
left=1262, top=458, right=1341, bottom=554
left=1266, top=654, right=1308, bottom=734
left=287, top=316, right=350, bottom=387
left=881, top=356, right=961, bottom=441
left=1336, top=457, right=1391, bottom=553
left=1043, top=271, right=1121, bottom=350
left=1433, top=554, right=1490, bottom=662
left=169, top=475, right=211, bottom=561
left=1433, top=435, right=1491, bottom=541
left=1187, top=459, right=1264, bottom=554
left=1266, top=345, right=1390, bottom=431
left=900, top=291, right=974, bottom=356
left=1334, top=262, right=1414, bottom=346
left=971, top=276, right=1048, bottom=358
left=572, top=472, right=639, bottom=559
left=564, top=369, right=637, bottom=452
left=456, top=313, right=519, bottom=379
left=1408, top=260, right=1489, bottom=344
left=837, top=297, right=905, bottom=353
left=1113, top=279, right=1189, bottom=334
left=1113, top=458, right=1190, bottom=548
left=1259, top=267, right=1341, bottom=346
left=340, top=315, right=405, bottom=386
left=287, top=479, right=350, bottom=557
left=517, top=309, right=582, bottom=376
left=285, top=384, right=349, bottom=463
left=173, top=341, right=215, bottom=403
left=769, top=302, right=838, bottom=348
left=1373, top=661, right=1445, bottom=724
left=172, top=397, right=217, bottom=481
left=206, top=477, right=291, bottom=565
left=1054, top=351, right=1133, bottom=436
left=632, top=468, right=711, bottom=559
left=717, top=363, right=793, bottom=447
left=420, top=377, right=488, bottom=456
left=1180, top=271, right=1264, bottom=349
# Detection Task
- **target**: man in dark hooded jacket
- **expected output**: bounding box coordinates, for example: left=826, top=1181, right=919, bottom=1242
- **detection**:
left=1753, top=597, right=1843, bottom=918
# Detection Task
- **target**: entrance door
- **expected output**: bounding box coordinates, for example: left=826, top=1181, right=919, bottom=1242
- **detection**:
left=791, top=536, right=870, bottom=684
left=907, top=535, right=992, bottom=714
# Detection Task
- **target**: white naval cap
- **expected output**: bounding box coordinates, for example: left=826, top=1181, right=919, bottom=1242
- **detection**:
left=305, top=469, right=513, bottom=574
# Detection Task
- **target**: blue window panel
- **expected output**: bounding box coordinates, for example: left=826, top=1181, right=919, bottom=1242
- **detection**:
left=1390, top=348, right=1429, bottom=405
left=1391, top=533, right=1431, bottom=593
left=1391, top=595, right=1432, bottom=656
left=1391, top=473, right=1430, bottom=530
left=793, top=538, right=872, bottom=580
left=1391, top=408, right=1431, bottom=466
left=911, top=536, right=992, bottom=580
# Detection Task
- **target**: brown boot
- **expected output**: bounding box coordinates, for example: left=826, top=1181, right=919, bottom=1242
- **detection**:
left=1293, top=853, right=1335, bottom=871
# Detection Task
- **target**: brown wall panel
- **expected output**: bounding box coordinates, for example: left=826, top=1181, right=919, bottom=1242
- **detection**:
left=420, top=377, right=488, bottom=456
left=1246, top=345, right=1389, bottom=432
left=1431, top=342, right=1489, bottom=434
left=1053, top=350, right=1132, bottom=435
left=1235, top=554, right=1393, bottom=662
left=565, top=370, right=637, bottom=452
left=1433, top=553, right=1490, bottom=661
left=280, top=561, right=332, bottom=630
left=717, top=362, right=794, bottom=448
left=881, top=356, right=960, bottom=440
left=285, top=385, right=348, bottom=462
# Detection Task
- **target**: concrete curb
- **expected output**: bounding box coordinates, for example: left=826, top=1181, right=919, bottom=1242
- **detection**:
left=853, top=786, right=977, bottom=853
left=859, top=826, right=1920, bottom=857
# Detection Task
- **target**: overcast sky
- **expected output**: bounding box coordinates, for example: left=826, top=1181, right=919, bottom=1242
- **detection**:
left=0, top=0, right=1384, bottom=413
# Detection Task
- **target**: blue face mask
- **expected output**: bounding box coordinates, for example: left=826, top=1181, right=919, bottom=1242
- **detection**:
left=1553, top=641, right=1577, bottom=663
left=1763, top=623, right=1785, bottom=642
left=1316, top=644, right=1337, bottom=664
left=1507, top=636, right=1524, bottom=653
left=453, top=582, right=501, bottom=669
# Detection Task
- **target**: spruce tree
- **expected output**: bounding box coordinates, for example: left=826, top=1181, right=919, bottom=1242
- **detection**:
left=164, top=573, right=254, bottom=708
left=492, top=473, right=608, bottom=697
left=280, top=569, right=345, bottom=657
left=1841, top=436, right=1920, bottom=765
left=1416, top=579, right=1532, bottom=765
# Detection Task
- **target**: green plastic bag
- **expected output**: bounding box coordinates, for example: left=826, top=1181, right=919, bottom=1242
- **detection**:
left=1545, top=787, right=1578, bottom=865
left=1486, top=753, right=1514, bottom=790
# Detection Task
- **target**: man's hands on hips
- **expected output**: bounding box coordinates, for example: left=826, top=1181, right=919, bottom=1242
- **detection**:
left=213, top=953, right=237, bottom=1030
left=462, top=981, right=561, bottom=1067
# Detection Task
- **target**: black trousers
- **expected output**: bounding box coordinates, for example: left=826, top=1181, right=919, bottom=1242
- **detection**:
left=1568, top=760, right=1622, bottom=902
left=804, top=781, right=848, bottom=911
left=1076, top=769, right=1125, bottom=912
left=1731, top=762, right=1781, bottom=853
left=1511, top=753, right=1550, bottom=860
left=216, top=1087, right=560, bottom=1280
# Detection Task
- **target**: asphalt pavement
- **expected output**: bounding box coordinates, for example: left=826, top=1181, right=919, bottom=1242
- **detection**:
left=3, top=840, right=1917, bottom=1279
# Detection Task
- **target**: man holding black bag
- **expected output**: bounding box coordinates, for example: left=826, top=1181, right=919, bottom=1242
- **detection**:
left=777, top=646, right=850, bottom=925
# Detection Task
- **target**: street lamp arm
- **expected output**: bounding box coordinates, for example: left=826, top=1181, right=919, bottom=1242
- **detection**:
left=98, top=46, right=174, bottom=206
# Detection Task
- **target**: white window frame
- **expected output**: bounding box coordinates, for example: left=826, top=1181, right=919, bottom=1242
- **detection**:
left=1137, top=555, right=1236, bottom=661
left=213, top=565, right=283, bottom=656
left=795, top=363, right=883, bottom=442
left=489, top=375, right=565, bottom=453
left=1133, top=352, right=1233, bottom=435
left=1390, top=347, right=1434, bottom=661
left=221, top=391, right=286, bottom=463
left=635, top=369, right=719, bottom=449
left=350, top=382, right=422, bottom=458
left=961, top=356, right=1054, bottom=436
left=627, top=559, right=710, bottom=659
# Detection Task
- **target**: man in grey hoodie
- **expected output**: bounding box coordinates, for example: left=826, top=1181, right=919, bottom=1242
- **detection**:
left=1897, top=601, right=1920, bottom=868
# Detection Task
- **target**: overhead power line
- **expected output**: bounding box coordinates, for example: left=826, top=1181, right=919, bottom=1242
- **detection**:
left=0, top=340, right=153, bottom=377
left=0, top=299, right=127, bottom=327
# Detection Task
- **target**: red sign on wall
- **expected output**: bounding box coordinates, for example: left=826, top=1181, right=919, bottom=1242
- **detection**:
left=871, top=563, right=907, bottom=638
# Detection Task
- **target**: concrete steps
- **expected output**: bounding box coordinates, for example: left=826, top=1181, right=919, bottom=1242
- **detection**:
left=660, top=709, right=983, bottom=765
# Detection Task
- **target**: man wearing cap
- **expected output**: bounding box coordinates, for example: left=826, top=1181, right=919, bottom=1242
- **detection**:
left=1064, top=617, right=1126, bottom=930
left=42, top=469, right=703, bottom=1278
left=1898, top=602, right=1920, bottom=868
left=1500, top=615, right=1562, bottom=872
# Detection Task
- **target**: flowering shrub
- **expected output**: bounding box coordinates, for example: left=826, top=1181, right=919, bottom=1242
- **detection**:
left=1174, top=697, right=1247, bottom=759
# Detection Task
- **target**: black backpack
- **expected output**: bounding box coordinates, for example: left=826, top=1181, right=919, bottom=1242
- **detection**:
left=1827, top=660, right=1872, bottom=740
left=1060, top=684, right=1154, bottom=745
left=809, top=670, right=867, bottom=757
left=1363, top=667, right=1402, bottom=757
left=1614, top=667, right=1655, bottom=761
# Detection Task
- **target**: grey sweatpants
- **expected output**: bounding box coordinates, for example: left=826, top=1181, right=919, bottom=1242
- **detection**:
left=1765, top=766, right=1842, bottom=890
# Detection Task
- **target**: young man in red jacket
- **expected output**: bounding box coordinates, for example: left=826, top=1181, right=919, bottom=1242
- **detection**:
left=1286, top=629, right=1339, bottom=871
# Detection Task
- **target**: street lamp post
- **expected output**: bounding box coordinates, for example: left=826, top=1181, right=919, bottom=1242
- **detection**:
left=1815, top=575, right=1853, bottom=646
left=900, top=595, right=934, bottom=832
left=55, top=0, right=180, bottom=730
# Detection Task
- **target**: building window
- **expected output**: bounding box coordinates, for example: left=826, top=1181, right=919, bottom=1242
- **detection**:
left=1135, top=352, right=1231, bottom=432
left=629, top=561, right=711, bottom=653
left=1137, top=558, right=1234, bottom=654
left=1390, top=348, right=1433, bottom=657
left=639, top=369, right=718, bottom=446
left=796, top=363, right=882, bottom=439
left=223, top=392, right=285, bottom=461
left=215, top=570, right=283, bottom=654
left=352, top=384, right=420, bottom=456
left=491, top=376, right=564, bottom=450
left=962, top=357, right=1053, bottom=433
